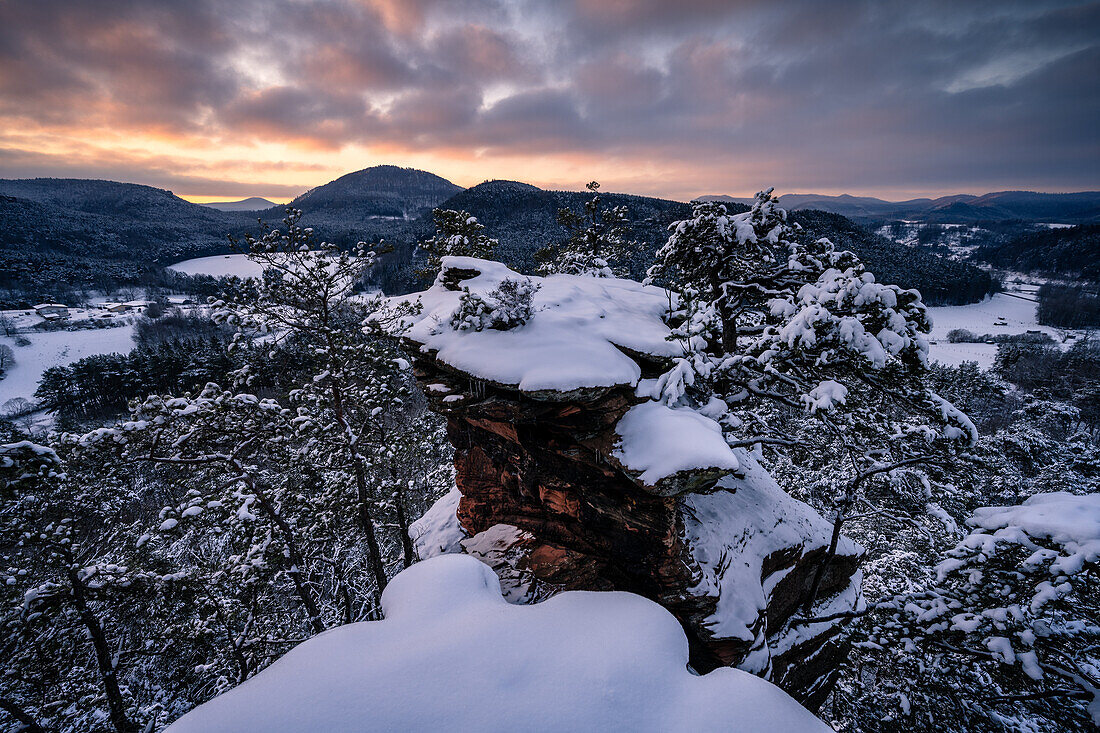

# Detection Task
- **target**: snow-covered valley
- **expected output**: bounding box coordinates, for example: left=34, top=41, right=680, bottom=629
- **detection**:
left=925, top=291, right=1061, bottom=369
left=0, top=326, right=136, bottom=407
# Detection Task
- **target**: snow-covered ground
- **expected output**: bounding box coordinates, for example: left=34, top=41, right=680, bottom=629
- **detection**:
left=2, top=306, right=135, bottom=332
left=925, top=291, right=1067, bottom=370
left=167, top=554, right=829, bottom=733
left=0, top=327, right=136, bottom=406
left=167, top=254, right=266, bottom=279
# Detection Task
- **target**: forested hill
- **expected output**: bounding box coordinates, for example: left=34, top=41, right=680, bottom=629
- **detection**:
left=976, top=224, right=1100, bottom=280
left=371, top=179, right=992, bottom=305
left=702, top=190, right=1100, bottom=224
left=0, top=181, right=256, bottom=299
left=0, top=169, right=462, bottom=301
left=0, top=170, right=991, bottom=307
left=260, top=165, right=462, bottom=228
left=0, top=180, right=248, bottom=262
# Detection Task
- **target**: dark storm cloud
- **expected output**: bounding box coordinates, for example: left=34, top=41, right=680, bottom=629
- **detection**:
left=0, top=0, right=1096, bottom=194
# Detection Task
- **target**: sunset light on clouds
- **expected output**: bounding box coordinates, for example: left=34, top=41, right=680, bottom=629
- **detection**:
left=1, top=0, right=1097, bottom=200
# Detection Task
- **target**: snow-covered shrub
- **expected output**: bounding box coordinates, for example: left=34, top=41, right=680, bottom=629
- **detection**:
left=450, top=277, right=538, bottom=332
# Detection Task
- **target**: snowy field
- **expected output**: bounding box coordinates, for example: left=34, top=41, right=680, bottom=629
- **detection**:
left=925, top=292, right=1065, bottom=369
left=0, top=327, right=136, bottom=406
left=168, top=253, right=370, bottom=280
left=168, top=254, right=266, bottom=278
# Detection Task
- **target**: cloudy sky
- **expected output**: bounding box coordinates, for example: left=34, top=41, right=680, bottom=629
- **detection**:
left=1, top=0, right=1097, bottom=202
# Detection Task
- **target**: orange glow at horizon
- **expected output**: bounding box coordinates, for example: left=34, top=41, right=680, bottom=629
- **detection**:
left=2, top=124, right=1031, bottom=204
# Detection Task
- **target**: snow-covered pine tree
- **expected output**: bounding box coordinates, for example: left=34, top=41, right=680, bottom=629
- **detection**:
left=419, top=209, right=499, bottom=277
left=537, top=181, right=634, bottom=277
left=80, top=387, right=331, bottom=635
left=450, top=277, right=539, bottom=332
left=0, top=438, right=164, bottom=733
left=868, top=492, right=1100, bottom=730
left=213, top=209, right=434, bottom=596
left=644, top=190, right=977, bottom=616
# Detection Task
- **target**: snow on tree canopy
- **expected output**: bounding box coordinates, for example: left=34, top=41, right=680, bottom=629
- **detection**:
left=960, top=491, right=1100, bottom=576
left=390, top=257, right=684, bottom=394
left=166, top=555, right=828, bottom=733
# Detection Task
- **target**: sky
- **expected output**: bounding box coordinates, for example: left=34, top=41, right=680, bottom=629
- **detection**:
left=1, top=0, right=1098, bottom=203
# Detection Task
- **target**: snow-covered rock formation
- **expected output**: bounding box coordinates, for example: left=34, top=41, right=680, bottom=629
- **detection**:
left=167, top=555, right=830, bottom=732
left=398, top=258, right=863, bottom=707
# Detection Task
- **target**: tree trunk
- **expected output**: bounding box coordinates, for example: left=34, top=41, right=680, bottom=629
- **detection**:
left=64, top=561, right=136, bottom=733
left=328, top=381, right=389, bottom=594
left=0, top=698, right=46, bottom=733
left=394, top=487, right=416, bottom=568
left=802, top=511, right=845, bottom=614
left=233, top=466, right=327, bottom=634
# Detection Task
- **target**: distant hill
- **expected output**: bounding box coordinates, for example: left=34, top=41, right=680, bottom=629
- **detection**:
left=270, top=165, right=462, bottom=225
left=426, top=179, right=690, bottom=272
left=201, top=197, right=277, bottom=211
left=700, top=190, right=1100, bottom=223
left=368, top=180, right=992, bottom=305
left=0, top=170, right=993, bottom=308
left=249, top=165, right=466, bottom=250
left=977, top=224, right=1100, bottom=280
left=0, top=179, right=257, bottom=303
left=0, top=168, right=464, bottom=304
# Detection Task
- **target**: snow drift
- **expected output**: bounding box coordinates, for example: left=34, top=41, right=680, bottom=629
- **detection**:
left=167, top=555, right=828, bottom=732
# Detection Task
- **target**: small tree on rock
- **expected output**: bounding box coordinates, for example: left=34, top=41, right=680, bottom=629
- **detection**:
left=419, top=209, right=499, bottom=278
left=537, top=181, right=634, bottom=278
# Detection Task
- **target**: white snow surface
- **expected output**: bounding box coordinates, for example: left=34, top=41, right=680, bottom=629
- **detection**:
left=613, top=400, right=739, bottom=484
left=167, top=254, right=266, bottom=279
left=925, top=293, right=1061, bottom=369
left=167, top=554, right=828, bottom=733
left=391, top=257, right=684, bottom=393
left=409, top=486, right=467, bottom=558
left=966, top=492, right=1100, bottom=575
left=682, top=454, right=862, bottom=645
left=927, top=293, right=1054, bottom=340
left=0, top=328, right=136, bottom=405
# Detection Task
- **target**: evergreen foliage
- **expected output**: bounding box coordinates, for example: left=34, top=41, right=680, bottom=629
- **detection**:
left=536, top=181, right=635, bottom=277
left=418, top=209, right=499, bottom=278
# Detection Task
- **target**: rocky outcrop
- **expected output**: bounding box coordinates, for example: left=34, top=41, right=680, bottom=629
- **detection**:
left=399, top=258, right=863, bottom=709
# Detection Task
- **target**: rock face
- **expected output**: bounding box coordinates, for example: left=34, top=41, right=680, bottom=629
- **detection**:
left=398, top=259, right=863, bottom=709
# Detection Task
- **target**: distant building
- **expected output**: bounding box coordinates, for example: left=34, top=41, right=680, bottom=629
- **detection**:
left=166, top=296, right=195, bottom=306
left=122, top=300, right=155, bottom=313
left=101, top=302, right=129, bottom=313
left=33, top=303, right=69, bottom=318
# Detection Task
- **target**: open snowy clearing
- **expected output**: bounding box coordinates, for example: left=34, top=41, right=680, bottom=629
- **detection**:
left=924, top=342, right=1000, bottom=369
left=924, top=292, right=1070, bottom=369
left=167, top=554, right=828, bottom=733
left=168, top=253, right=370, bottom=280
left=926, top=293, right=1055, bottom=341
left=167, top=254, right=266, bottom=279
left=0, top=327, right=136, bottom=406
